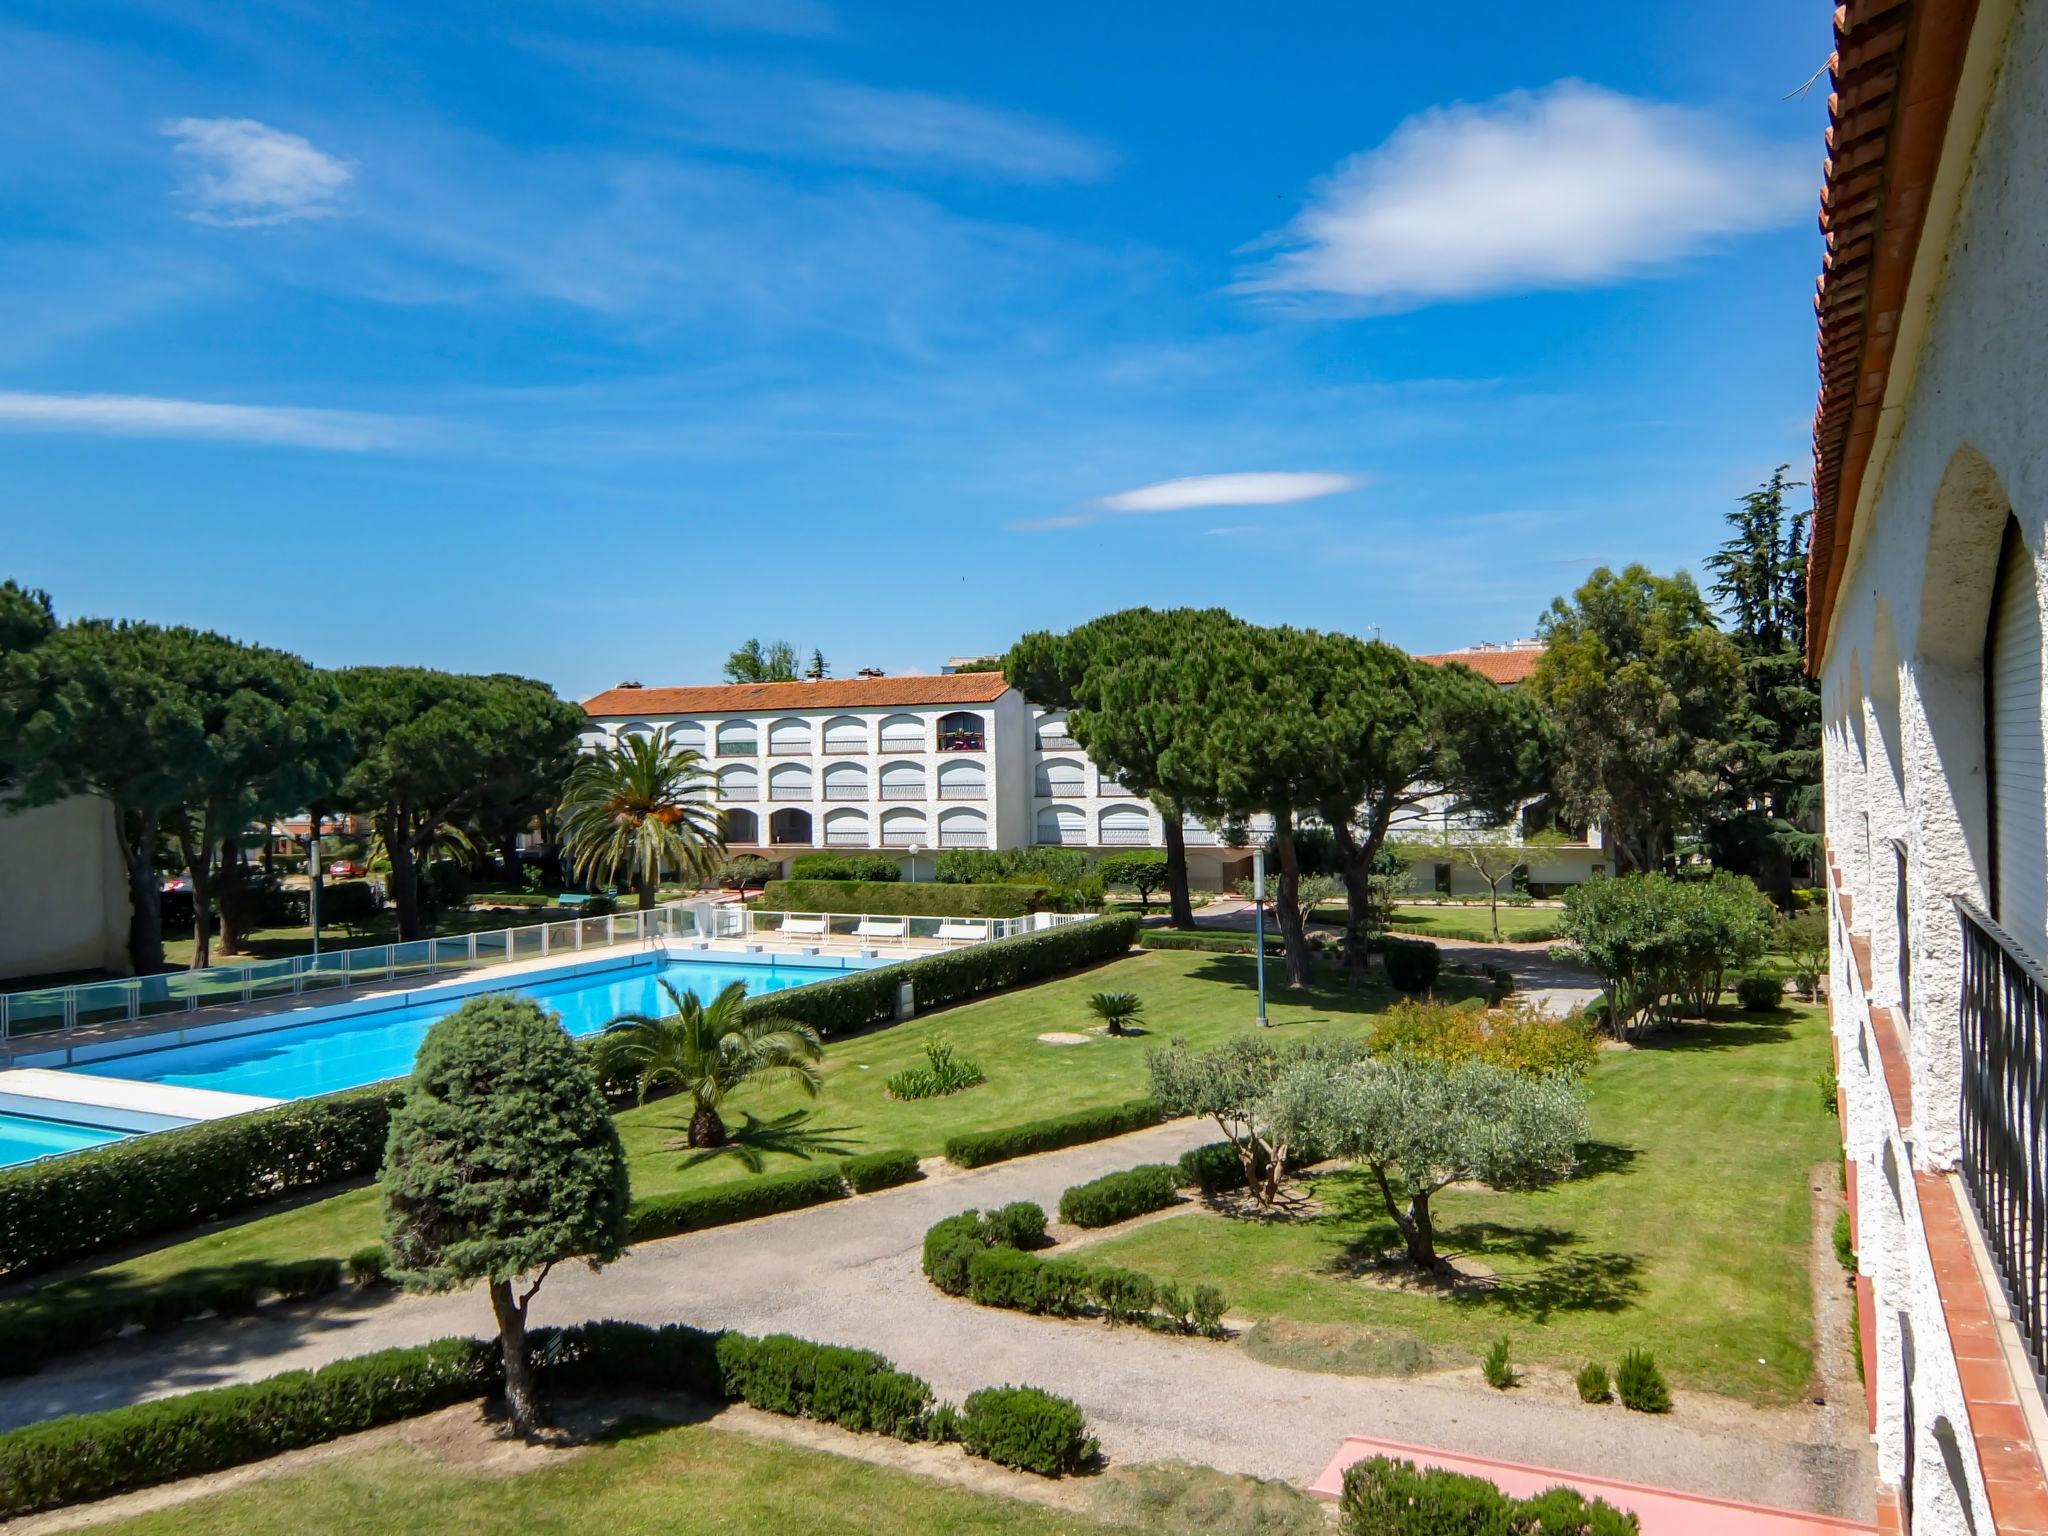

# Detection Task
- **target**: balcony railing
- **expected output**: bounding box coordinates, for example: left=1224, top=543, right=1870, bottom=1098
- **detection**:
left=937, top=783, right=987, bottom=800
left=718, top=784, right=759, bottom=801
left=716, top=740, right=759, bottom=757
left=879, top=783, right=926, bottom=800
left=879, top=735, right=923, bottom=753
left=1037, top=734, right=1080, bottom=751
left=939, top=831, right=989, bottom=847
left=824, top=830, right=869, bottom=845
left=1036, top=782, right=1084, bottom=799
left=822, top=785, right=868, bottom=801
left=1181, top=825, right=1218, bottom=846
left=822, top=741, right=867, bottom=755
left=936, top=733, right=985, bottom=753
left=768, top=743, right=812, bottom=757
left=768, top=787, right=812, bottom=801
left=880, top=830, right=926, bottom=848
left=1100, top=828, right=1153, bottom=846
left=1958, top=898, right=2048, bottom=1389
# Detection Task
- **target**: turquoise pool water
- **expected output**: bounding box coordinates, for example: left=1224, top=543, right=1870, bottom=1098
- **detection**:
left=0, top=1113, right=128, bottom=1166
left=76, top=955, right=849, bottom=1103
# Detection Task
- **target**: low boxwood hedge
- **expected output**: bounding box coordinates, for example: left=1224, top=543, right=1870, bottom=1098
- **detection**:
left=958, top=1385, right=1097, bottom=1476
left=0, top=1315, right=1095, bottom=1516
left=944, top=1096, right=1162, bottom=1169
left=1137, top=928, right=1284, bottom=955
left=628, top=1164, right=847, bottom=1242
left=1338, top=1455, right=1638, bottom=1534
left=960, top=1245, right=1224, bottom=1335
left=1057, top=1163, right=1180, bottom=1228
left=839, top=1148, right=922, bottom=1194
left=759, top=880, right=1050, bottom=918
left=1380, top=935, right=1442, bottom=994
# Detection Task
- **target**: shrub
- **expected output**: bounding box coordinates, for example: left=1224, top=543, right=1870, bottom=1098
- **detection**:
left=1177, top=1140, right=1255, bottom=1194
left=0, top=1081, right=401, bottom=1282
left=710, top=855, right=779, bottom=891
left=921, top=1213, right=989, bottom=1296
left=1736, top=973, right=1785, bottom=1011
left=1614, top=1348, right=1671, bottom=1413
left=628, top=1163, right=847, bottom=1242
left=959, top=1386, right=1097, bottom=1476
left=347, top=1246, right=389, bottom=1286
left=1481, top=1337, right=1515, bottom=1389
left=839, top=1148, right=921, bottom=1194
left=1338, top=1457, right=1640, bottom=1536
left=788, top=852, right=900, bottom=883
left=1562, top=870, right=1775, bottom=1035
left=320, top=879, right=383, bottom=939
left=944, top=1237, right=1222, bottom=1335
left=983, top=1200, right=1049, bottom=1250
left=886, top=1039, right=987, bottom=1100
left=1137, top=928, right=1284, bottom=956
left=1092, top=1265, right=1157, bottom=1324
left=1085, top=990, right=1145, bottom=1036
left=934, top=848, right=1087, bottom=886
left=715, top=1333, right=933, bottom=1439
left=1057, top=1164, right=1179, bottom=1228
left=271, top=1258, right=344, bottom=1301
left=1833, top=1209, right=1856, bottom=1272
left=1095, top=851, right=1171, bottom=912
left=1370, top=998, right=1597, bottom=1078
left=944, top=1097, right=1163, bottom=1168
left=1576, top=1361, right=1612, bottom=1403
left=0, top=1336, right=498, bottom=1518
left=1191, top=1285, right=1228, bottom=1338
left=1381, top=936, right=1441, bottom=994
left=760, top=880, right=1049, bottom=919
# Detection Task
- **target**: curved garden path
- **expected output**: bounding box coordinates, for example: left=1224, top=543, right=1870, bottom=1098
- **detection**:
left=3, top=1121, right=1871, bottom=1520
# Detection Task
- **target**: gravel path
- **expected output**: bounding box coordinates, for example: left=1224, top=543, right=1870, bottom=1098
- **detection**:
left=8, top=1121, right=1869, bottom=1518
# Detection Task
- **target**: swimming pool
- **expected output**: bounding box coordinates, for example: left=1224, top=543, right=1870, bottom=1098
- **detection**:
left=0, top=1112, right=129, bottom=1166
left=71, top=953, right=854, bottom=1103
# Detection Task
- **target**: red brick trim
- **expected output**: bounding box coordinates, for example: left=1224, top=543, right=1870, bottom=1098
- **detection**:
left=1852, top=934, right=1875, bottom=994
left=1915, top=1170, right=2048, bottom=1532
left=1874, top=1486, right=1902, bottom=1534
left=1869, top=1005, right=1914, bottom=1126
left=1858, top=1272, right=1879, bottom=1434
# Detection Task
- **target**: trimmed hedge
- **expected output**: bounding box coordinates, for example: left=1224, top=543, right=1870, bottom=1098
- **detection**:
left=1338, top=1456, right=1638, bottom=1534
left=759, top=880, right=1050, bottom=918
left=0, top=1081, right=400, bottom=1282
left=628, top=1164, right=847, bottom=1242
left=716, top=1332, right=933, bottom=1438
left=740, top=913, right=1140, bottom=1040
left=959, top=1386, right=1096, bottom=1476
left=962, top=1246, right=1224, bottom=1334
left=945, top=1096, right=1163, bottom=1169
left=0, top=1337, right=497, bottom=1517
left=1381, top=935, right=1442, bottom=994
left=839, top=1148, right=922, bottom=1194
left=1057, top=1164, right=1179, bottom=1228
left=921, top=1204, right=1048, bottom=1295
left=1137, top=928, right=1284, bottom=955
left=1176, top=1140, right=1254, bottom=1195
left=787, top=853, right=900, bottom=883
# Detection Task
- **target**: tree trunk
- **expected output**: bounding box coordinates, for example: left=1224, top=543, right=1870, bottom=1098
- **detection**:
left=688, top=1102, right=727, bottom=1147
left=1405, top=1193, right=1439, bottom=1269
left=1331, top=822, right=1377, bottom=987
left=1487, top=879, right=1501, bottom=941
left=306, top=809, right=325, bottom=939
left=637, top=871, right=655, bottom=912
left=1161, top=814, right=1195, bottom=929
left=384, top=812, right=424, bottom=942
left=216, top=835, right=247, bottom=955
left=177, top=817, right=215, bottom=971
left=1270, top=811, right=1311, bottom=989
left=499, top=830, right=521, bottom=883
left=488, top=1277, right=542, bottom=1436
left=119, top=807, right=165, bottom=975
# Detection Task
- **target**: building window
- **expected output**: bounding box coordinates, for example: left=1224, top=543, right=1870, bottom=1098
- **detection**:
left=716, top=721, right=759, bottom=757
left=936, top=711, right=986, bottom=752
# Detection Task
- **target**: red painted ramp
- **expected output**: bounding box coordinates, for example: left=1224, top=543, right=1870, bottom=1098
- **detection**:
left=1310, top=1436, right=1874, bottom=1535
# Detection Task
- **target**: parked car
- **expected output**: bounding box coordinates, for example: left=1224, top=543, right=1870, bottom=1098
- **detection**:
left=327, top=859, right=366, bottom=878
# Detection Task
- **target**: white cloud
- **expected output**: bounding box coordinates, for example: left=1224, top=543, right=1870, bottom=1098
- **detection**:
left=1237, top=81, right=1810, bottom=310
left=1098, top=471, right=1360, bottom=513
left=0, top=392, right=409, bottom=449
left=797, top=80, right=1109, bottom=181
left=161, top=117, right=353, bottom=226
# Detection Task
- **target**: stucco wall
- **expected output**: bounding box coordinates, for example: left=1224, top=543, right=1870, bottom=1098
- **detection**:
left=1819, top=4, right=2047, bottom=1530
left=0, top=795, right=131, bottom=981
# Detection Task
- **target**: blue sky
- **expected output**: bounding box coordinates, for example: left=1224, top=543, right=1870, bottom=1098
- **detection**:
left=1, top=1, right=1832, bottom=700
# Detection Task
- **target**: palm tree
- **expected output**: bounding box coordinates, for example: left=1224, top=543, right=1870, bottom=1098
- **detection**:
left=1086, top=991, right=1145, bottom=1036
left=593, top=978, right=824, bottom=1147
left=558, top=729, right=724, bottom=910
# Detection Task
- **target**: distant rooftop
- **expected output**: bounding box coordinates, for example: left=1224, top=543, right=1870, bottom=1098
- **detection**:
left=583, top=672, right=1012, bottom=717
left=1413, top=641, right=1545, bottom=686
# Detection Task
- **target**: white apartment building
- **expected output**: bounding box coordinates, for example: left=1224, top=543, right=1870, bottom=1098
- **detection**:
left=1811, top=2, right=2048, bottom=1531
left=578, top=673, right=1258, bottom=886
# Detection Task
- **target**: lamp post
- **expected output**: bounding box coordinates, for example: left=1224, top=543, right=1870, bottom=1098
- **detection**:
left=907, top=842, right=924, bottom=884
left=1252, top=847, right=1270, bottom=1027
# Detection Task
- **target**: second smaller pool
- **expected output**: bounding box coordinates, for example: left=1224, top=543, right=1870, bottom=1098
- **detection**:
left=0, top=1113, right=129, bottom=1167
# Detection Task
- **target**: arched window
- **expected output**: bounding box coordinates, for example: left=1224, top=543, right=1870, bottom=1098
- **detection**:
left=1100, top=804, right=1152, bottom=846
left=822, top=762, right=868, bottom=801
left=666, top=719, right=705, bottom=752
left=720, top=807, right=758, bottom=843
left=769, top=808, right=813, bottom=846
left=879, top=760, right=926, bottom=800
left=1037, top=714, right=1077, bottom=750
left=937, top=759, right=986, bottom=800
left=717, top=764, right=759, bottom=801
left=823, top=809, right=869, bottom=847
left=880, top=808, right=927, bottom=848
left=768, top=763, right=813, bottom=802
left=1034, top=757, right=1085, bottom=798
left=617, top=720, right=655, bottom=741
left=938, top=808, right=989, bottom=848
left=936, top=711, right=986, bottom=752
left=768, top=717, right=811, bottom=756
left=878, top=713, right=924, bottom=753
left=1987, top=518, right=2047, bottom=956
left=1036, top=805, right=1085, bottom=846
left=822, top=715, right=868, bottom=755
left=715, top=720, right=759, bottom=757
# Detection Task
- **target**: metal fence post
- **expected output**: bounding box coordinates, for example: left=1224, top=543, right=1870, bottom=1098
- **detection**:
left=468, top=933, right=477, bottom=964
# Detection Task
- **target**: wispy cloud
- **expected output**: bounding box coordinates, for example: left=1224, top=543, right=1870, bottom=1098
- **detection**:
left=1237, top=81, right=1809, bottom=311
left=658, top=0, right=836, bottom=36
left=162, top=117, right=353, bottom=226
left=1204, top=524, right=1262, bottom=537
left=536, top=43, right=1111, bottom=182
left=0, top=391, right=411, bottom=449
left=1012, top=471, right=1361, bottom=531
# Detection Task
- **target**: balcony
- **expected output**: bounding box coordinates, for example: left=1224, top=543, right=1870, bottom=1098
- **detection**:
left=768, top=787, right=811, bottom=802
left=880, top=830, right=924, bottom=848
left=936, top=733, right=986, bottom=754
left=938, top=782, right=987, bottom=800
left=1100, top=828, right=1153, bottom=846
left=1036, top=781, right=1084, bottom=799
left=717, top=740, right=759, bottom=758
left=879, top=735, right=924, bottom=754
left=824, top=830, right=868, bottom=846
left=1181, top=825, right=1218, bottom=846
left=822, top=784, right=867, bottom=801
left=939, top=831, right=989, bottom=847
left=879, top=783, right=926, bottom=801
left=718, top=784, right=759, bottom=802
left=1037, top=734, right=1080, bottom=751
left=822, top=741, right=867, bottom=756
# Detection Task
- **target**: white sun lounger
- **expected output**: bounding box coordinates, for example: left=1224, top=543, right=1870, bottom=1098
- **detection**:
left=781, top=914, right=830, bottom=938
left=855, top=916, right=909, bottom=943
left=934, top=919, right=987, bottom=944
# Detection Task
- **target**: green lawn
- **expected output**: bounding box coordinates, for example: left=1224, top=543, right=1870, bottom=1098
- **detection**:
left=83, top=1422, right=1126, bottom=1536
left=1371, top=903, right=1568, bottom=942
left=41, top=951, right=1448, bottom=1294
left=1082, top=1004, right=1835, bottom=1405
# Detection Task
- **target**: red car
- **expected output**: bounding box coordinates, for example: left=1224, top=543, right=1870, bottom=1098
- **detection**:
left=327, top=859, right=366, bottom=878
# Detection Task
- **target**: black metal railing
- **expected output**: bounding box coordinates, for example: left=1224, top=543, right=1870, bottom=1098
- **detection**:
left=1958, top=898, right=2048, bottom=1388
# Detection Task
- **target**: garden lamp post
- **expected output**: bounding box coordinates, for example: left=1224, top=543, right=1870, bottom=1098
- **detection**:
left=908, top=842, right=924, bottom=883
left=1252, top=848, right=1269, bottom=1027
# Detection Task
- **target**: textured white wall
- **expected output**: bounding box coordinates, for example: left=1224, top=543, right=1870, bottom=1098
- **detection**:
left=0, top=795, right=130, bottom=981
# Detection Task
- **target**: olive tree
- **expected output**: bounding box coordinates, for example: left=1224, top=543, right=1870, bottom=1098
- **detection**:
left=1095, top=850, right=1170, bottom=914
left=1309, top=1056, right=1588, bottom=1271
left=1559, top=870, right=1774, bottom=1035
left=382, top=994, right=631, bottom=1435
left=1147, top=1034, right=1365, bottom=1206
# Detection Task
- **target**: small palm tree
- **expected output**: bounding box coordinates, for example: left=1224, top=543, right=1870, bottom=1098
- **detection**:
left=1087, top=991, right=1145, bottom=1036
left=593, top=979, right=824, bottom=1147
left=558, top=729, right=724, bottom=910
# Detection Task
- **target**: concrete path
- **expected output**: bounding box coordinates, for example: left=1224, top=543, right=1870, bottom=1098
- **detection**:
left=6, top=1121, right=1869, bottom=1519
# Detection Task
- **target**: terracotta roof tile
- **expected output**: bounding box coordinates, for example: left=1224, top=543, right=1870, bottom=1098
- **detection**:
left=1413, top=649, right=1544, bottom=686
left=582, top=672, right=1011, bottom=718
